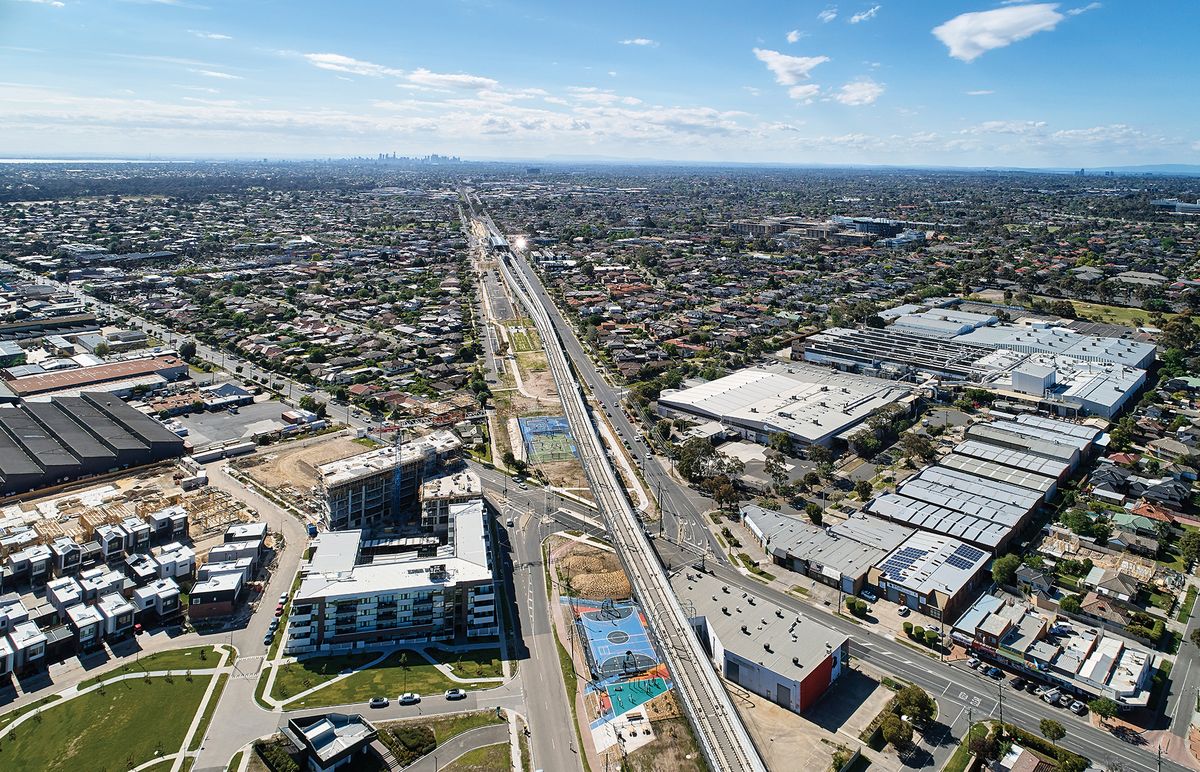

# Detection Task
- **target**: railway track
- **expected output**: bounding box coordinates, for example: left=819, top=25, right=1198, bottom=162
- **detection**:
left=470, top=204, right=766, bottom=771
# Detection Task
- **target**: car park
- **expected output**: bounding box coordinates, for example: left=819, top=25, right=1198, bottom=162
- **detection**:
left=445, top=688, right=467, bottom=700
left=1057, top=694, right=1074, bottom=708
left=274, top=606, right=285, bottom=617
left=1024, top=681, right=1039, bottom=694
left=966, top=657, right=980, bottom=669
left=280, top=592, right=289, bottom=603
left=505, top=517, right=515, bottom=527
left=369, top=697, right=389, bottom=708
left=897, top=607, right=910, bottom=617
left=1010, top=677, right=1025, bottom=690
left=1070, top=701, right=1087, bottom=715
left=860, top=590, right=878, bottom=602
left=986, top=667, right=1003, bottom=679
left=1041, top=689, right=1062, bottom=704
left=263, top=633, right=274, bottom=645
left=398, top=692, right=420, bottom=705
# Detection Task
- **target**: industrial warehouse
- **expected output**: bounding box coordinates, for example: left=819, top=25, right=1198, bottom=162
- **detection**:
left=865, top=413, right=1102, bottom=552
left=798, top=303, right=1153, bottom=419
left=655, top=362, right=914, bottom=448
left=0, top=392, right=187, bottom=497
left=672, top=569, right=849, bottom=714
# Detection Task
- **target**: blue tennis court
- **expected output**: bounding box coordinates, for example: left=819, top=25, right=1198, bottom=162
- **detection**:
left=576, top=601, right=658, bottom=679
left=518, top=415, right=577, bottom=463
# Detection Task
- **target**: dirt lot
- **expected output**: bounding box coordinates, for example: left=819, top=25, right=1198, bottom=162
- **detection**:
left=622, top=716, right=706, bottom=772
left=538, top=459, right=590, bottom=491
left=237, top=432, right=365, bottom=494
left=556, top=540, right=632, bottom=600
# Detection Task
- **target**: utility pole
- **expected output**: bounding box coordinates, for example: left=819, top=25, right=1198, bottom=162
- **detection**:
left=996, top=679, right=1004, bottom=738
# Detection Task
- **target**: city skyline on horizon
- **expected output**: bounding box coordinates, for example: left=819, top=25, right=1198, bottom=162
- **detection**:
left=1, top=0, right=1198, bottom=167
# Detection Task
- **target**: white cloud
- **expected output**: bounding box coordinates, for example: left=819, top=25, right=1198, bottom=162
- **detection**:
left=743, top=86, right=761, bottom=97
left=786, top=29, right=806, bottom=43
left=961, top=120, right=1047, bottom=135
left=849, top=5, right=881, bottom=24
left=190, top=69, right=242, bottom=80
left=818, top=7, right=838, bottom=23
left=752, top=48, right=829, bottom=86
left=191, top=30, right=232, bottom=40
left=788, top=84, right=821, bottom=103
left=965, top=89, right=994, bottom=95
left=932, top=4, right=1064, bottom=62
left=619, top=38, right=658, bottom=47
left=303, top=52, right=404, bottom=78
left=1067, top=2, right=1101, bottom=16
left=407, top=68, right=497, bottom=90
left=13, top=0, right=65, bottom=7
left=834, top=79, right=884, bottom=105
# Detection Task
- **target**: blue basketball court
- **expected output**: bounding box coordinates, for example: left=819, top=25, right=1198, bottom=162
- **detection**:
left=575, top=601, right=658, bottom=679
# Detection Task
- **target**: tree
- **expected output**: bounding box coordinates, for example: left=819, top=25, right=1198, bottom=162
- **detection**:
left=1180, top=530, right=1200, bottom=565
left=1060, top=594, right=1082, bottom=614
left=806, top=445, right=832, bottom=466
left=1039, top=718, right=1066, bottom=751
left=676, top=437, right=718, bottom=483
left=969, top=732, right=999, bottom=761
left=178, top=339, right=197, bottom=361
left=1088, top=698, right=1119, bottom=725
left=764, top=452, right=789, bottom=493
left=899, top=432, right=935, bottom=461
left=298, top=395, right=327, bottom=417
left=804, top=502, right=823, bottom=525
left=895, top=685, right=937, bottom=727
left=992, top=553, right=1022, bottom=586
left=768, top=431, right=793, bottom=456
left=879, top=713, right=913, bottom=749
left=854, top=479, right=873, bottom=501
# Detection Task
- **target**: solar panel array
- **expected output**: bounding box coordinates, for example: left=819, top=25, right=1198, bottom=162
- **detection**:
left=878, top=545, right=929, bottom=579
left=945, top=543, right=986, bottom=570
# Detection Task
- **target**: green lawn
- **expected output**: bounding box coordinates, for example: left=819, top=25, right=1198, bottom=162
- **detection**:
left=285, top=650, right=459, bottom=709
left=0, top=694, right=62, bottom=732
left=427, top=648, right=505, bottom=680
left=442, top=742, right=509, bottom=771
left=77, top=646, right=222, bottom=689
left=1150, top=660, right=1175, bottom=709
left=1149, top=590, right=1175, bottom=613
left=1038, top=297, right=1179, bottom=327
left=1159, top=547, right=1189, bottom=572
left=270, top=652, right=380, bottom=703
left=1, top=676, right=211, bottom=772
left=381, top=710, right=506, bottom=745
left=944, top=722, right=990, bottom=772
left=1179, top=586, right=1198, bottom=623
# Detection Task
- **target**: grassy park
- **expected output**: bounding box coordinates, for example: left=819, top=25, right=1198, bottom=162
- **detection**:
left=0, top=676, right=211, bottom=772
left=77, top=645, right=221, bottom=689
left=281, top=648, right=503, bottom=709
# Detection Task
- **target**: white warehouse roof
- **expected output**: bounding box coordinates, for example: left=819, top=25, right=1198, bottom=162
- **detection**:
left=656, top=363, right=911, bottom=446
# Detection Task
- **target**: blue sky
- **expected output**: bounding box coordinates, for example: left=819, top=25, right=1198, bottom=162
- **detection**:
left=1, top=0, right=1196, bottom=166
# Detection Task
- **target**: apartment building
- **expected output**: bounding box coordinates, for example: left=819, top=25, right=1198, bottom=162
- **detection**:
left=317, top=430, right=462, bottom=531
left=285, top=498, right=496, bottom=655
